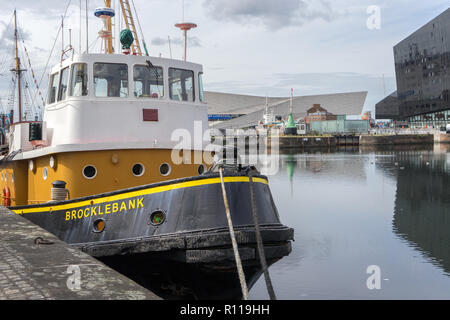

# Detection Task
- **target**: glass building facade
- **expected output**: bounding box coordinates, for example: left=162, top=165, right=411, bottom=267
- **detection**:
left=407, top=109, right=450, bottom=128
left=376, top=9, right=450, bottom=128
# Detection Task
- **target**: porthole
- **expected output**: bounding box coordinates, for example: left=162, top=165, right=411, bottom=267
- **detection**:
left=29, top=160, right=35, bottom=172
left=93, top=219, right=105, bottom=233
left=43, top=167, right=48, bottom=181
left=111, top=154, right=119, bottom=165
left=150, top=210, right=166, bottom=226
left=49, top=156, right=56, bottom=169
left=82, top=165, right=97, bottom=180
left=159, top=163, right=171, bottom=176
left=198, top=164, right=206, bottom=175
left=132, top=163, right=145, bottom=177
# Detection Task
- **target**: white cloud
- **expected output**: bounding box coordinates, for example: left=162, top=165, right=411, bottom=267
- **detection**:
left=202, top=0, right=341, bottom=30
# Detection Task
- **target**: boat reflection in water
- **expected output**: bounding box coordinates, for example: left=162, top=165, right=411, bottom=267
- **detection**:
left=100, top=250, right=287, bottom=300
left=392, top=147, right=450, bottom=274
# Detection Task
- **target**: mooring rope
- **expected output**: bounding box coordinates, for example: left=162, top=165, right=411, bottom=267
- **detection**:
left=249, top=172, right=277, bottom=300
left=219, top=167, right=249, bottom=300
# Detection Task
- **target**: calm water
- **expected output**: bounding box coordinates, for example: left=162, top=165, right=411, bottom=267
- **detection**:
left=250, top=144, right=450, bottom=300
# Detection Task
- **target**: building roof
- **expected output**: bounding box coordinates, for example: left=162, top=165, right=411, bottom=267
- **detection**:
left=307, top=104, right=329, bottom=114
left=375, top=91, right=399, bottom=120
left=204, top=91, right=287, bottom=115
left=394, top=8, right=450, bottom=48
left=207, top=91, right=367, bottom=129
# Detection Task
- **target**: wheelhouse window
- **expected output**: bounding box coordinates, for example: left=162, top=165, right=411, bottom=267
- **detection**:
left=48, top=72, right=59, bottom=104
left=199, top=72, right=205, bottom=102
left=134, top=65, right=164, bottom=98
left=57, top=67, right=69, bottom=101
left=94, top=63, right=129, bottom=97
left=169, top=68, right=194, bottom=102
left=70, top=63, right=88, bottom=96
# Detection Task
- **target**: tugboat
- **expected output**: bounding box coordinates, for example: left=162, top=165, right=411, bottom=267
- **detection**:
left=0, top=1, right=293, bottom=299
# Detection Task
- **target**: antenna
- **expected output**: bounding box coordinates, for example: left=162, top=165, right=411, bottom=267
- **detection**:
left=86, top=0, right=89, bottom=53
left=175, top=0, right=197, bottom=61
left=265, top=95, right=269, bottom=114
left=79, top=0, right=82, bottom=53
left=61, top=17, right=73, bottom=61
left=69, top=29, right=72, bottom=49
left=168, top=36, right=173, bottom=59
left=290, top=88, right=293, bottom=114
left=61, top=15, right=64, bottom=59
left=182, top=0, right=185, bottom=22
left=13, top=10, right=23, bottom=123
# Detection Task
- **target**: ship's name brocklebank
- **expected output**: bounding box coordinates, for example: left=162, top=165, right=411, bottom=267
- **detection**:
left=65, top=198, right=144, bottom=221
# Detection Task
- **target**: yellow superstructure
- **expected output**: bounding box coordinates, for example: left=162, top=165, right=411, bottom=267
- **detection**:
left=0, top=149, right=210, bottom=206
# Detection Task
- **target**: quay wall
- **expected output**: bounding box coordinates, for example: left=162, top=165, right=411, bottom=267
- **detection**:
left=268, top=136, right=336, bottom=149
left=434, top=133, right=450, bottom=143
left=214, top=133, right=447, bottom=151
left=359, top=134, right=434, bottom=146
left=0, top=206, right=160, bottom=300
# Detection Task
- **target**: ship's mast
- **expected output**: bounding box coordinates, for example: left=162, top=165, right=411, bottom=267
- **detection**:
left=95, top=1, right=115, bottom=54
left=105, top=0, right=113, bottom=54
left=175, top=0, right=196, bottom=61
left=14, top=10, right=22, bottom=123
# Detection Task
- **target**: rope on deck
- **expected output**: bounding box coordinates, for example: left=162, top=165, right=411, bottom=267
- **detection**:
left=249, top=172, right=277, bottom=300
left=219, top=167, right=249, bottom=300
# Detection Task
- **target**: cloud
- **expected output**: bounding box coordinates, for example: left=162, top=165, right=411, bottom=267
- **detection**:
left=151, top=36, right=202, bottom=47
left=1, top=0, right=72, bottom=16
left=202, top=0, right=340, bottom=30
left=0, top=21, right=31, bottom=53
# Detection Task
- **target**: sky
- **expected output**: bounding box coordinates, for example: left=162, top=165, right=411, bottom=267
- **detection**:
left=0, top=0, right=449, bottom=115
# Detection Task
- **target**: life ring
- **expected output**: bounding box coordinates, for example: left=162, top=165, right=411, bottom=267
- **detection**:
left=2, top=186, right=11, bottom=207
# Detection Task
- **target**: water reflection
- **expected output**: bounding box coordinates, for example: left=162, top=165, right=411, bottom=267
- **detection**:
left=286, top=155, right=296, bottom=198
left=249, top=144, right=450, bottom=299
left=391, top=150, right=450, bottom=275
left=99, top=256, right=268, bottom=300
left=279, top=150, right=367, bottom=181
left=101, top=145, right=450, bottom=299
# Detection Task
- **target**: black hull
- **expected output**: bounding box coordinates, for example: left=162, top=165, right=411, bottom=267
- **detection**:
left=12, top=173, right=294, bottom=266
